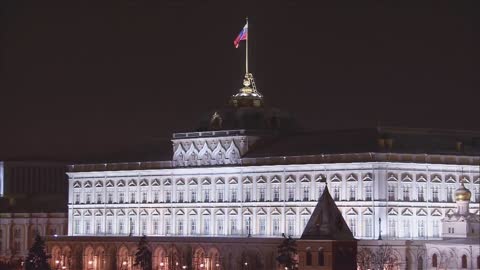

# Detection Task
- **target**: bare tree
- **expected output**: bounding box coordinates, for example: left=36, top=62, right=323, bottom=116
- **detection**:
left=357, top=247, right=373, bottom=270
left=370, top=244, right=398, bottom=270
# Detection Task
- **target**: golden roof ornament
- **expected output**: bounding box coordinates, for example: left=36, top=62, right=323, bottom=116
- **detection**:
left=455, top=182, right=471, bottom=202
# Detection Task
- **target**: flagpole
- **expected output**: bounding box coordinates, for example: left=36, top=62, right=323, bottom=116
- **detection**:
left=245, top=17, right=249, bottom=75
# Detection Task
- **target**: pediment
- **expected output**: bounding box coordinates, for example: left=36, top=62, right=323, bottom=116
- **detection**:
left=202, top=209, right=211, bottom=215
left=286, top=208, right=296, bottom=215
left=95, top=181, right=103, bottom=187
left=402, top=208, right=413, bottom=216
left=106, top=180, right=114, bottom=187
left=346, top=174, right=357, bottom=182
left=460, top=176, right=470, bottom=183
left=300, top=208, right=311, bottom=215
left=140, top=209, right=148, bottom=216
left=215, top=209, right=225, bottom=215
left=474, top=176, right=480, bottom=184
left=346, top=208, right=358, bottom=215
left=300, top=175, right=311, bottom=182
left=73, top=210, right=81, bottom=216
left=285, top=175, right=295, bottom=183
left=388, top=208, right=398, bottom=216
left=387, top=173, right=398, bottom=182
left=73, top=181, right=81, bottom=188
left=257, top=208, right=267, bottom=215
left=84, top=181, right=92, bottom=188
left=163, top=178, right=172, bottom=186
left=117, top=180, right=125, bottom=187
left=362, top=173, right=373, bottom=181
left=401, top=174, right=413, bottom=182
left=315, top=174, right=326, bottom=182
left=151, top=209, right=160, bottom=215
left=271, top=208, right=281, bottom=215
left=164, top=209, right=171, bottom=215
left=416, top=174, right=427, bottom=182
left=229, top=209, right=238, bottom=215
left=229, top=177, right=238, bottom=184
left=202, top=178, right=211, bottom=185
left=243, top=177, right=253, bottom=184
left=445, top=175, right=456, bottom=183
left=188, top=178, right=198, bottom=185
left=446, top=209, right=454, bottom=215
left=330, top=174, right=342, bottom=182
left=363, top=208, right=373, bottom=215
left=189, top=209, right=197, bottom=215
left=117, top=210, right=125, bottom=216
left=257, top=176, right=266, bottom=183
left=271, top=176, right=281, bottom=183
left=128, top=210, right=137, bottom=216
left=106, top=210, right=114, bottom=216
left=431, top=175, right=442, bottom=183
left=176, top=178, right=185, bottom=185
left=139, top=179, right=148, bottom=186
left=215, top=178, right=225, bottom=184
left=243, top=208, right=252, bottom=215
left=416, top=208, right=427, bottom=216
left=151, top=179, right=160, bottom=186
left=431, top=209, right=442, bottom=216
left=83, top=210, right=92, bottom=216
left=176, top=209, right=185, bottom=215
left=128, top=180, right=137, bottom=186
left=94, top=210, right=103, bottom=216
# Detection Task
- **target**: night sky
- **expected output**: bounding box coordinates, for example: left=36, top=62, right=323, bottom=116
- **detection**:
left=0, top=1, right=477, bottom=161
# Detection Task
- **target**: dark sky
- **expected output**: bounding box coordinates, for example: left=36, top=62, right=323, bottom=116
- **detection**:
left=0, top=1, right=477, bottom=161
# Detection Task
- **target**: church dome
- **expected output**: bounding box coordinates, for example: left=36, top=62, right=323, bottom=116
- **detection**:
left=455, top=183, right=471, bottom=202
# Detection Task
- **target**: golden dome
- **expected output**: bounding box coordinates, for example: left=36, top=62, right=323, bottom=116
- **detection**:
left=455, top=183, right=471, bottom=201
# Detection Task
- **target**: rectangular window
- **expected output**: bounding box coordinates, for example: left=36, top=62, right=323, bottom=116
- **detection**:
left=231, top=190, right=237, bottom=202
left=165, top=191, right=171, bottom=203
left=433, top=220, right=439, bottom=237
left=245, top=188, right=251, bottom=202
left=217, top=219, right=224, bottom=234
left=303, top=186, right=309, bottom=201
left=165, top=220, right=171, bottom=235
left=318, top=185, right=325, bottom=198
left=403, top=186, right=410, bottom=201
left=130, top=219, right=135, bottom=235
left=349, top=186, right=356, bottom=201
left=85, top=221, right=91, bottom=234
left=403, top=220, right=410, bottom=238
left=142, top=192, right=147, bottom=203
left=75, top=193, right=80, bottom=204
left=273, top=218, right=280, bottom=235
left=259, top=218, right=266, bottom=235
left=388, top=220, right=396, bottom=238
left=432, top=187, right=439, bottom=202
left=365, top=186, right=372, bottom=201
left=204, top=190, right=210, bottom=202
left=153, top=220, right=159, bottom=235
left=154, top=191, right=159, bottom=203
left=204, top=219, right=210, bottom=234
left=217, top=189, right=223, bottom=202
left=334, top=186, right=340, bottom=201
left=273, top=187, right=280, bottom=201
left=259, top=188, right=265, bottom=202
left=178, top=191, right=184, bottom=203
left=418, top=186, right=424, bottom=202
left=388, top=185, right=395, bottom=201
left=142, top=220, right=147, bottom=234
left=287, top=187, right=294, bottom=201
left=191, top=220, right=196, bottom=235
left=96, top=221, right=101, bottom=234
left=287, top=218, right=295, bottom=236
left=364, top=218, right=372, bottom=238
left=446, top=187, right=453, bottom=202
left=418, top=220, right=425, bottom=238
left=191, top=191, right=197, bottom=202
left=130, top=192, right=135, bottom=203
left=119, top=220, right=124, bottom=234
left=74, top=220, right=80, bottom=234
left=476, top=188, right=480, bottom=202
left=230, top=219, right=237, bottom=234
left=119, top=192, right=124, bottom=203
left=96, top=193, right=102, bottom=204
left=108, top=193, right=113, bottom=203
left=178, top=220, right=184, bottom=235
left=348, top=218, right=356, bottom=236
left=107, top=220, right=112, bottom=234
left=86, top=193, right=91, bottom=204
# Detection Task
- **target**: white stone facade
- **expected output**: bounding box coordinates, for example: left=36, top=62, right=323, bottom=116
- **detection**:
left=67, top=160, right=480, bottom=240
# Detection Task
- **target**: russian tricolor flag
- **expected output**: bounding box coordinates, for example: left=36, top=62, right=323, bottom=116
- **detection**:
left=234, top=23, right=248, bottom=48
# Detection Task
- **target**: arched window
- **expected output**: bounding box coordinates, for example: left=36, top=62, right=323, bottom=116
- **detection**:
left=432, top=254, right=438, bottom=267
left=417, top=256, right=423, bottom=270
left=462, top=255, right=467, bottom=268
left=306, top=248, right=312, bottom=266
left=318, top=248, right=325, bottom=266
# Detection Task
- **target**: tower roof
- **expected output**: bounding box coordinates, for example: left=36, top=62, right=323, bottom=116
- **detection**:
left=300, top=187, right=355, bottom=240
left=455, top=182, right=472, bottom=202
